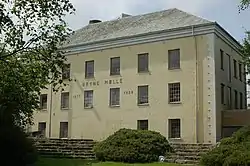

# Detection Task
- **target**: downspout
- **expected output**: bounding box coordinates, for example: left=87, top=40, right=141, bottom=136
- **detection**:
left=49, top=84, right=53, bottom=138
left=192, top=26, right=199, bottom=143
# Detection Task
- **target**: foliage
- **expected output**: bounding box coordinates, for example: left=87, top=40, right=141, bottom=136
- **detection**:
left=239, top=0, right=250, bottom=11
left=0, top=0, right=75, bottom=127
left=0, top=124, right=38, bottom=166
left=94, top=128, right=172, bottom=163
left=200, top=126, right=250, bottom=166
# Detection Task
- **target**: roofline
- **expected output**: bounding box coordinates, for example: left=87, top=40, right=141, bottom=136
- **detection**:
left=214, top=22, right=242, bottom=48
left=61, top=22, right=243, bottom=56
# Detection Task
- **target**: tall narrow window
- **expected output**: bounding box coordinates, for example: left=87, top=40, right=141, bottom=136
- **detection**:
left=85, top=60, right=94, bottom=78
left=138, top=53, right=149, bottom=73
left=168, top=49, right=180, bottom=69
left=240, top=92, right=243, bottom=109
left=61, top=92, right=69, bottom=109
left=110, top=88, right=120, bottom=106
left=221, top=84, right=225, bottom=104
left=62, top=64, right=70, bottom=80
left=220, top=49, right=224, bottom=70
left=227, top=54, right=231, bottom=82
left=239, top=63, right=242, bottom=81
left=138, top=85, right=149, bottom=105
left=38, top=122, right=46, bottom=137
left=234, top=90, right=238, bottom=109
left=137, top=120, right=148, bottom=130
left=110, top=57, right=120, bottom=75
left=227, top=86, right=232, bottom=109
left=40, top=94, right=47, bottom=110
left=233, top=59, right=237, bottom=78
left=59, top=122, right=68, bottom=138
left=84, top=90, right=93, bottom=108
left=169, top=119, right=181, bottom=138
left=169, top=83, right=181, bottom=103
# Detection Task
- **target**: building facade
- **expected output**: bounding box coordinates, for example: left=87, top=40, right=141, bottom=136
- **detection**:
left=32, top=8, right=247, bottom=144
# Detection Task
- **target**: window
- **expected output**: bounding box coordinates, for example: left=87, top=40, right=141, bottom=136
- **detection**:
left=59, top=122, right=68, bottom=138
left=138, top=85, right=149, bottom=105
left=40, top=94, right=47, bottom=110
left=233, top=59, right=237, bottom=78
left=137, top=120, right=148, bottom=130
left=61, top=92, right=69, bottom=109
left=220, top=49, right=224, bottom=70
left=221, top=84, right=225, bottom=104
left=62, top=64, right=70, bottom=80
left=239, top=63, right=242, bottom=81
left=138, top=53, right=149, bottom=73
left=169, top=119, right=181, bottom=139
left=110, top=88, right=120, bottom=106
left=110, top=57, right=120, bottom=75
left=240, top=92, right=243, bottom=109
left=234, top=90, right=238, bottom=109
left=38, top=122, right=46, bottom=136
left=84, top=90, right=93, bottom=108
left=227, top=54, right=231, bottom=82
left=85, top=60, right=94, bottom=78
left=168, top=49, right=180, bottom=69
left=227, top=86, right=232, bottom=109
left=169, top=83, right=181, bottom=103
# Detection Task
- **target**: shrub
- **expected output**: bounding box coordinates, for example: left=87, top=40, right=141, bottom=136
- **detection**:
left=94, top=128, right=172, bottom=163
left=200, top=126, right=250, bottom=166
left=0, top=124, right=38, bottom=166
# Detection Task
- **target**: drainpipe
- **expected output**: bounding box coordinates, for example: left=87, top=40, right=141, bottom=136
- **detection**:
left=192, top=26, right=199, bottom=143
left=49, top=84, right=53, bottom=138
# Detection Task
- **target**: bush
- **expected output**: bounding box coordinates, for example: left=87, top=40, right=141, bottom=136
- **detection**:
left=200, top=126, right=250, bottom=166
left=0, top=124, right=38, bottom=166
left=94, top=128, right=172, bottom=163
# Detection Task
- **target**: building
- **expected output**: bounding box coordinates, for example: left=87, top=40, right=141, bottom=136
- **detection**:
left=32, top=8, right=247, bottom=144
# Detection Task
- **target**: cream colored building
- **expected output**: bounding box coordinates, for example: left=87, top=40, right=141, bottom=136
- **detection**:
left=32, top=8, right=247, bottom=144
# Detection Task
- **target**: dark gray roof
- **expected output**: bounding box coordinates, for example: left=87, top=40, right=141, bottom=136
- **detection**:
left=64, top=8, right=212, bottom=48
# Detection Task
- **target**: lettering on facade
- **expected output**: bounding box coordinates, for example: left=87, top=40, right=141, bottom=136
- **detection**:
left=82, top=81, right=100, bottom=87
left=82, top=78, right=122, bottom=87
left=104, top=78, right=122, bottom=85
left=73, top=94, right=81, bottom=99
left=124, top=90, right=133, bottom=95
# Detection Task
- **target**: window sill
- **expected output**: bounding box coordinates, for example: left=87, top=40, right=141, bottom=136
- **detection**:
left=39, top=109, right=48, bottom=112
left=169, top=138, right=182, bottom=140
left=138, top=71, right=150, bottom=75
left=169, top=102, right=182, bottom=105
left=168, top=68, right=181, bottom=71
left=84, top=106, right=93, bottom=109
left=85, top=76, right=95, bottom=79
left=61, top=108, right=70, bottom=111
left=110, top=74, right=121, bottom=77
left=138, top=103, right=149, bottom=107
left=109, top=105, right=120, bottom=108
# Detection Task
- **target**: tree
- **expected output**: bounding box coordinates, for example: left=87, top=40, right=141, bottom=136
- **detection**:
left=239, top=0, right=250, bottom=86
left=0, top=0, right=75, bottom=127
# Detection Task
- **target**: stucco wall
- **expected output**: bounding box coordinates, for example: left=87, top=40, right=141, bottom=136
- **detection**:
left=214, top=34, right=247, bottom=141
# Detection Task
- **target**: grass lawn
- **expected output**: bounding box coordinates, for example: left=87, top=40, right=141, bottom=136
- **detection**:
left=35, top=158, right=183, bottom=166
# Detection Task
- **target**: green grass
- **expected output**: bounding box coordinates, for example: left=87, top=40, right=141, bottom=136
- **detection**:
left=35, top=158, right=182, bottom=166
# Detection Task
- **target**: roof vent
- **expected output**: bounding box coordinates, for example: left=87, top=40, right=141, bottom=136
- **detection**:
left=89, top=19, right=102, bottom=24
left=121, top=13, right=131, bottom=18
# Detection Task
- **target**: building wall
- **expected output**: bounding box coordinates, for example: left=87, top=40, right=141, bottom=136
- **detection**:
left=33, top=35, right=214, bottom=143
left=214, top=34, right=247, bottom=141
left=32, top=32, right=244, bottom=144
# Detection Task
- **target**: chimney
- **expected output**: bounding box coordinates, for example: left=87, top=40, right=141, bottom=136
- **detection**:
left=89, top=19, right=102, bottom=24
left=121, top=13, right=131, bottom=18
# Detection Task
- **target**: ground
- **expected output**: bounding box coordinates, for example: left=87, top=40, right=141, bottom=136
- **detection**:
left=35, top=158, right=183, bottom=166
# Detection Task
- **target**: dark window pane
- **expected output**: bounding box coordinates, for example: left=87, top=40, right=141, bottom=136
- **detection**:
left=138, top=53, right=149, bottom=72
left=85, top=60, right=94, bottom=78
left=110, top=57, right=120, bottom=75
left=168, top=49, right=180, bottom=69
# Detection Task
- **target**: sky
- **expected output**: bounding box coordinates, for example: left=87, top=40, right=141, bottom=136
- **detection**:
left=66, top=0, right=250, bottom=43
